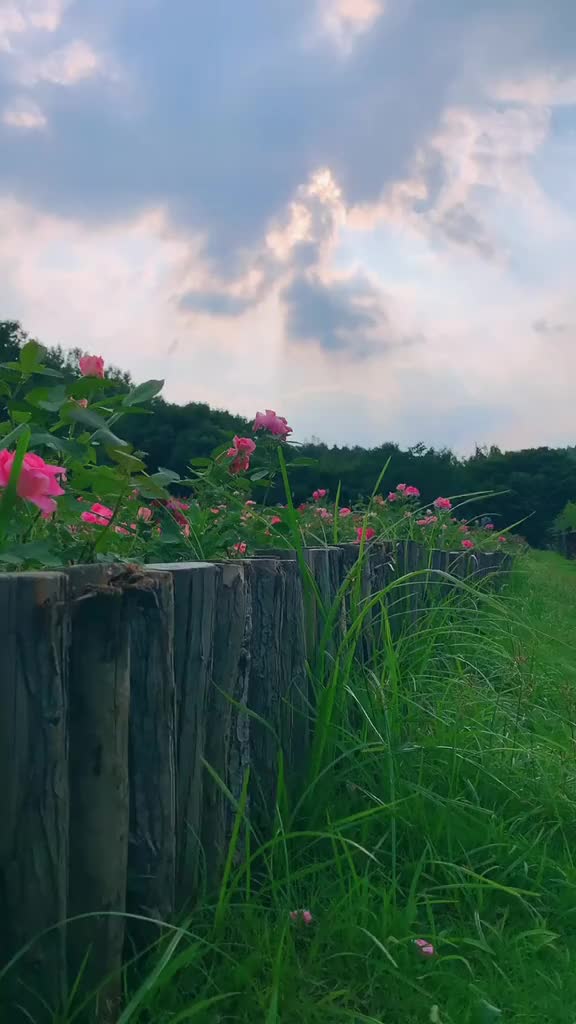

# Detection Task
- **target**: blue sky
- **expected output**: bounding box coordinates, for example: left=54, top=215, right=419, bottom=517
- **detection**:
left=0, top=0, right=575, bottom=451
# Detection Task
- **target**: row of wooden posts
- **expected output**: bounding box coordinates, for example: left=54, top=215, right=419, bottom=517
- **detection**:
left=0, top=541, right=511, bottom=1020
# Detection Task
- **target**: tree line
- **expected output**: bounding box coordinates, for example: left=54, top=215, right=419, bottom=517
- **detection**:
left=2, top=319, right=575, bottom=547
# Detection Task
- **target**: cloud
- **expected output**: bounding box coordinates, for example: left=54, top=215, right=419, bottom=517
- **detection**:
left=0, top=0, right=67, bottom=50
left=316, top=0, right=385, bottom=53
left=435, top=203, right=499, bottom=260
left=0, top=0, right=576, bottom=453
left=281, top=271, right=412, bottom=357
left=17, top=39, right=104, bottom=86
left=2, top=96, right=46, bottom=128
left=533, top=318, right=570, bottom=336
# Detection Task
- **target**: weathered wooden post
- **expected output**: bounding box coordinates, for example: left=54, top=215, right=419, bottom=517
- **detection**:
left=149, top=562, right=220, bottom=908
left=427, top=548, right=450, bottom=601
left=391, top=540, right=425, bottom=634
left=65, top=565, right=130, bottom=1024
left=0, top=573, right=69, bottom=1022
left=276, top=558, right=309, bottom=781
left=124, top=570, right=176, bottom=946
left=201, top=561, right=250, bottom=884
left=244, top=558, right=286, bottom=831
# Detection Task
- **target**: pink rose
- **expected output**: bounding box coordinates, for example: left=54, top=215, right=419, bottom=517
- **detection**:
left=298, top=503, right=308, bottom=512
left=498, top=535, right=507, bottom=543
left=71, top=397, right=89, bottom=408
left=230, top=454, right=251, bottom=474
left=253, top=409, right=292, bottom=436
left=462, top=538, right=474, bottom=549
left=459, top=524, right=469, bottom=533
left=290, top=909, right=313, bottom=925
left=356, top=526, right=376, bottom=542
left=271, top=516, right=282, bottom=525
left=417, top=515, right=438, bottom=527
left=387, top=492, right=397, bottom=502
left=434, top=497, right=452, bottom=511
left=234, top=542, right=247, bottom=554
left=137, top=507, right=153, bottom=523
left=78, top=355, right=105, bottom=378
left=245, top=500, right=256, bottom=507
left=484, top=523, right=494, bottom=530
left=339, top=507, right=352, bottom=517
left=313, top=488, right=327, bottom=501
left=226, top=437, right=255, bottom=474
left=396, top=483, right=407, bottom=492
left=404, top=485, right=420, bottom=497
left=81, top=502, right=114, bottom=526
left=414, top=939, right=435, bottom=957
left=0, top=449, right=66, bottom=516
left=232, top=436, right=256, bottom=455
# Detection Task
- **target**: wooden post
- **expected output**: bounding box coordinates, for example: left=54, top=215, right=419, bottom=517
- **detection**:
left=391, top=540, right=425, bottom=634
left=202, top=561, right=251, bottom=884
left=244, top=558, right=285, bottom=831
left=277, top=558, right=309, bottom=781
left=66, top=565, right=130, bottom=1023
left=149, top=562, right=220, bottom=908
left=0, top=573, right=69, bottom=1022
left=124, top=571, right=176, bottom=947
left=427, top=548, right=450, bottom=601
left=365, top=542, right=395, bottom=655
left=334, top=543, right=371, bottom=662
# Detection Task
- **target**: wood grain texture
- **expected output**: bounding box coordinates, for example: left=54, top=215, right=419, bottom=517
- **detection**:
left=66, top=565, right=130, bottom=1023
left=0, top=573, right=69, bottom=1022
left=244, top=558, right=285, bottom=832
left=125, top=571, right=176, bottom=945
left=277, top=559, right=309, bottom=782
left=202, top=562, right=250, bottom=885
left=149, top=562, right=220, bottom=907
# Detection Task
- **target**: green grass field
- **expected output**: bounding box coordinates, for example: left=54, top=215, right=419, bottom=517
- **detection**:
left=10, top=550, right=576, bottom=1023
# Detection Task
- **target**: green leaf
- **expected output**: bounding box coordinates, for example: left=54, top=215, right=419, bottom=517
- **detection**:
left=10, top=411, right=32, bottom=425
left=151, top=468, right=180, bottom=486
left=108, top=448, right=147, bottom=472
left=67, top=404, right=110, bottom=431
left=131, top=475, right=170, bottom=500
left=67, top=405, right=128, bottom=447
left=473, top=1001, right=502, bottom=1023
left=188, top=458, right=212, bottom=468
left=29, top=432, right=84, bottom=459
left=288, top=457, right=318, bottom=467
left=250, top=468, right=271, bottom=481
left=32, top=385, right=68, bottom=412
left=68, top=377, right=113, bottom=400
left=0, top=422, right=31, bottom=448
left=92, top=427, right=129, bottom=448
left=123, top=379, right=164, bottom=407
left=1, top=540, right=61, bottom=567
left=20, top=340, right=45, bottom=372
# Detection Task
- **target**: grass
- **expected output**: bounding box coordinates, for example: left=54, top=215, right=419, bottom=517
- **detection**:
left=7, top=549, right=576, bottom=1023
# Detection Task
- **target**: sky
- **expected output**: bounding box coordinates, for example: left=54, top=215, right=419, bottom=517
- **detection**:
left=0, top=0, right=575, bottom=452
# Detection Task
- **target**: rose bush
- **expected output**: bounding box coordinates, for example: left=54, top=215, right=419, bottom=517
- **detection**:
left=0, top=343, right=516, bottom=570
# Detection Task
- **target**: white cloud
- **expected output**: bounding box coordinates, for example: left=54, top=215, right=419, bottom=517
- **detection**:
left=490, top=72, right=576, bottom=108
left=315, top=0, right=385, bottom=52
left=18, top=38, right=104, bottom=86
left=0, top=0, right=67, bottom=50
left=2, top=96, right=46, bottom=128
